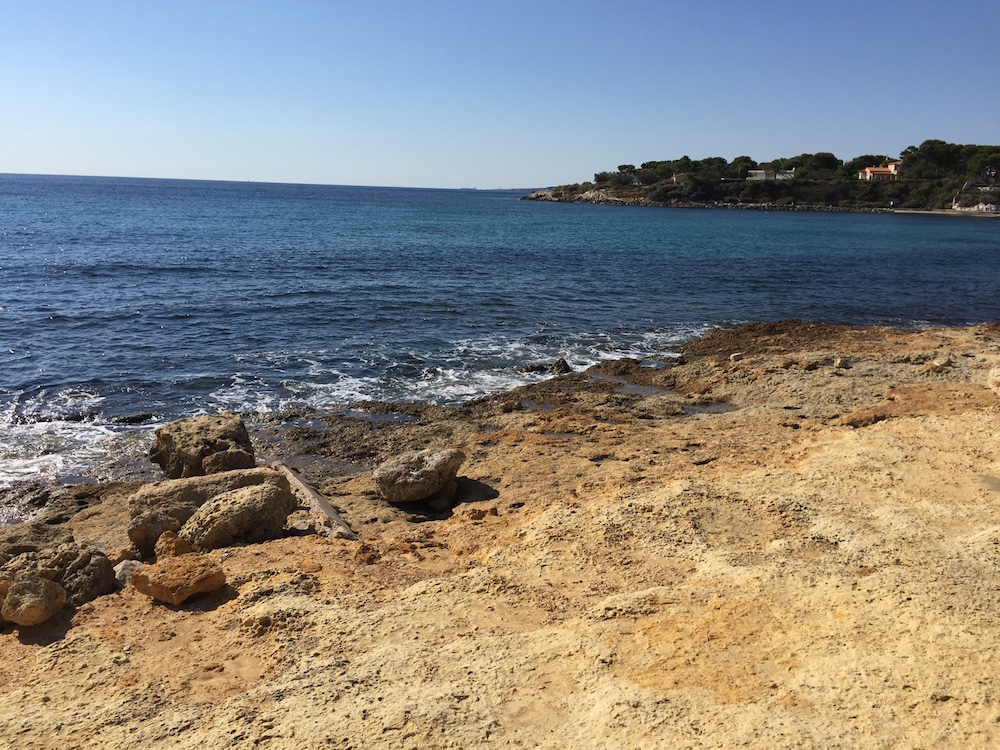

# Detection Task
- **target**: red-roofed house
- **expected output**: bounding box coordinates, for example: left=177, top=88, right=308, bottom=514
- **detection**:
left=858, top=161, right=903, bottom=181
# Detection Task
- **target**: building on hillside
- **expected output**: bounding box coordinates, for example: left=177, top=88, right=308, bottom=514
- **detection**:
left=669, top=173, right=691, bottom=186
left=746, top=168, right=795, bottom=181
left=858, top=161, right=903, bottom=181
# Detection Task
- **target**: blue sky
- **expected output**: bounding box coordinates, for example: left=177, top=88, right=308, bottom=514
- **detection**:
left=2, top=1, right=997, bottom=188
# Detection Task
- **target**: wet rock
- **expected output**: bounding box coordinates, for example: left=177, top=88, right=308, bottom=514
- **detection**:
left=179, top=482, right=297, bottom=551
left=131, top=553, right=226, bottom=606
left=126, top=466, right=291, bottom=558
left=1, top=573, right=66, bottom=627
left=154, top=530, right=195, bottom=559
left=519, top=358, right=573, bottom=375
left=373, top=448, right=466, bottom=504
left=149, top=411, right=255, bottom=479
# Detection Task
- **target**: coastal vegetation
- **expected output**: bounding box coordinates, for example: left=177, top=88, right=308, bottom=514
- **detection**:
left=534, top=140, right=1000, bottom=211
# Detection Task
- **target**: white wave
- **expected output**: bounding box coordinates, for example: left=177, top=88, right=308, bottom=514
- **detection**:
left=0, top=418, right=125, bottom=487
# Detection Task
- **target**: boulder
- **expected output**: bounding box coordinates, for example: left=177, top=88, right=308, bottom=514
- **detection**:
left=149, top=411, right=255, bottom=479
left=179, top=482, right=297, bottom=551
left=1, top=573, right=66, bottom=627
left=131, top=554, right=227, bottom=606
left=373, top=448, right=466, bottom=504
left=126, top=467, right=291, bottom=558
left=0, top=523, right=116, bottom=623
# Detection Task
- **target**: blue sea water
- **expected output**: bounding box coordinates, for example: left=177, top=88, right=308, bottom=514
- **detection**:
left=1, top=173, right=999, bottom=486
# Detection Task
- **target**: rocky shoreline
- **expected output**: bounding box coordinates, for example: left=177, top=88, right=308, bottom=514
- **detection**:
left=522, top=188, right=900, bottom=214
left=3, top=321, right=1000, bottom=748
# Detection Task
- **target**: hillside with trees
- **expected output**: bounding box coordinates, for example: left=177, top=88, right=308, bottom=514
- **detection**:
left=527, top=140, right=1000, bottom=212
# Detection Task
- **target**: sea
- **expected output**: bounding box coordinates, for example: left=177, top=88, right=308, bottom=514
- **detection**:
left=2, top=173, right=999, bottom=493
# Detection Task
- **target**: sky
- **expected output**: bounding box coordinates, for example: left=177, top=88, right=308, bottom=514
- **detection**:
left=2, top=1, right=998, bottom=189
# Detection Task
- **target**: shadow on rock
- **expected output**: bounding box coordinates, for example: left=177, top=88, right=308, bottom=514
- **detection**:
left=388, top=475, right=500, bottom=523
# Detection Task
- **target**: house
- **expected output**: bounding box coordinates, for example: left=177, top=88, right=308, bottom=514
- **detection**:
left=746, top=168, right=795, bottom=181
left=858, top=161, right=903, bottom=181
left=669, top=173, right=691, bottom=186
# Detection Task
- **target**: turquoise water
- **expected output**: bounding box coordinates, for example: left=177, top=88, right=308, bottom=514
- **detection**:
left=1, top=173, right=999, bottom=484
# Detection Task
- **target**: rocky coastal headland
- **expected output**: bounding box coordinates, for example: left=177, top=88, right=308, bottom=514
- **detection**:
left=522, top=188, right=895, bottom=213
left=3, top=321, right=1000, bottom=748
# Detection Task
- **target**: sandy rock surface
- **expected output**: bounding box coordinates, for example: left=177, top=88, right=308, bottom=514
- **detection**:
left=2, top=322, right=1000, bottom=749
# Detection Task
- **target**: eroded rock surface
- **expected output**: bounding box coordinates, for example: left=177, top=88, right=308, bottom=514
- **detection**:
left=0, top=522, right=115, bottom=624
left=373, top=447, right=466, bottom=504
left=179, top=482, right=296, bottom=551
left=1, top=574, right=66, bottom=626
left=149, top=411, right=255, bottom=479
left=127, top=467, right=290, bottom=558
left=131, top=553, right=227, bottom=606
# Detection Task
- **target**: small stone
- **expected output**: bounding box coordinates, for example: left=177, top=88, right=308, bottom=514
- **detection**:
left=427, top=495, right=452, bottom=513
left=923, top=356, right=954, bottom=373
left=106, top=544, right=141, bottom=567
left=113, top=560, right=145, bottom=589
left=988, top=366, right=1000, bottom=397
left=729, top=352, right=744, bottom=362
left=833, top=356, right=851, bottom=369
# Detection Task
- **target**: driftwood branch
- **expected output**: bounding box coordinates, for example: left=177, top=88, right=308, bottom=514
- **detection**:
left=273, top=462, right=359, bottom=541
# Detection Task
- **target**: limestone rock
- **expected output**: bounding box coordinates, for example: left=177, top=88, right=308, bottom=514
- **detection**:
left=113, top=560, right=145, bottom=588
left=149, top=411, right=255, bottom=479
left=154, top=531, right=195, bottom=559
left=178, top=482, right=297, bottom=551
left=0, top=523, right=115, bottom=618
left=126, top=467, right=291, bottom=558
left=0, top=523, right=73, bottom=565
left=1, top=573, right=67, bottom=627
left=923, top=356, right=954, bottom=373
left=131, top=554, right=226, bottom=606
left=53, top=545, right=116, bottom=606
left=988, top=366, right=1000, bottom=397
left=373, top=448, right=466, bottom=504
left=519, top=358, right=572, bottom=375
left=107, top=544, right=140, bottom=566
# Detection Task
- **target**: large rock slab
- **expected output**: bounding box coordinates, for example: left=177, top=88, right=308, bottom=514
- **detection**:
left=373, top=448, right=466, bottom=504
left=179, top=482, right=297, bottom=551
left=149, top=411, right=255, bottom=479
left=131, top=553, right=226, bottom=606
left=126, top=467, right=291, bottom=558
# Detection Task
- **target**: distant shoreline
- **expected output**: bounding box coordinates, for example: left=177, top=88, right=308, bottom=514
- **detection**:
left=893, top=208, right=1000, bottom=219
left=522, top=189, right=1000, bottom=218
